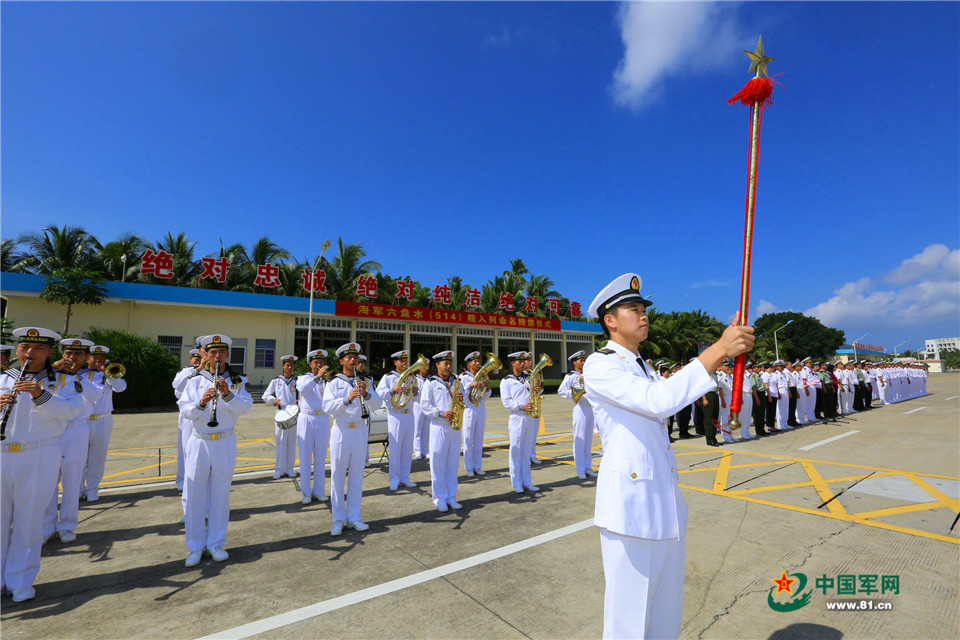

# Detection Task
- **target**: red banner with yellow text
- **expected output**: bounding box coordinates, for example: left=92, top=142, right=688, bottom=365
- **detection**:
left=335, top=301, right=561, bottom=331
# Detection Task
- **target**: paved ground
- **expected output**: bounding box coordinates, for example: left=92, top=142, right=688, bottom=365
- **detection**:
left=2, top=374, right=958, bottom=639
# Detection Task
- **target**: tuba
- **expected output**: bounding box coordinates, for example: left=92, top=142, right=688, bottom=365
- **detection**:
left=390, top=353, right=429, bottom=409
left=528, top=353, right=553, bottom=419
left=468, top=352, right=501, bottom=405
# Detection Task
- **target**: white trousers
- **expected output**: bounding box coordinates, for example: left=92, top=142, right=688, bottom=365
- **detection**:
left=572, top=403, right=595, bottom=474
left=462, top=405, right=486, bottom=472
left=718, top=402, right=736, bottom=443
left=412, top=402, right=430, bottom=457
left=43, top=419, right=89, bottom=535
left=600, top=529, right=685, bottom=640
left=840, top=388, right=854, bottom=414
left=84, top=415, right=114, bottom=498
left=176, top=416, right=190, bottom=485
left=329, top=424, right=367, bottom=523
left=508, top=414, right=535, bottom=489
left=274, top=422, right=297, bottom=475
left=527, top=414, right=539, bottom=463
left=184, top=431, right=236, bottom=553
left=429, top=421, right=460, bottom=507
left=1, top=444, right=60, bottom=593
left=387, top=410, right=414, bottom=488
left=775, top=393, right=789, bottom=428
left=738, top=394, right=753, bottom=439
left=297, top=412, right=330, bottom=499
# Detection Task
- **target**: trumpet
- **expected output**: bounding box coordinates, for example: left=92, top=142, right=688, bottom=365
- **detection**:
left=527, top=353, right=553, bottom=419
left=391, top=354, right=429, bottom=409
left=105, top=361, right=126, bottom=379
left=0, top=358, right=32, bottom=441
left=468, top=352, right=501, bottom=405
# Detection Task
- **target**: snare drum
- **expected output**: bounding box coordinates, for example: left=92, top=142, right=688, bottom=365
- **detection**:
left=275, top=404, right=300, bottom=429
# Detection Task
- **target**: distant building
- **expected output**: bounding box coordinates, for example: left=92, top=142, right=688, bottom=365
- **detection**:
left=832, top=342, right=887, bottom=364
left=924, top=337, right=960, bottom=359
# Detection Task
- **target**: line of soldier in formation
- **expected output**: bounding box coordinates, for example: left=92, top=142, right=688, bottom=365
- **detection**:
left=0, top=330, right=126, bottom=603
left=654, top=358, right=929, bottom=446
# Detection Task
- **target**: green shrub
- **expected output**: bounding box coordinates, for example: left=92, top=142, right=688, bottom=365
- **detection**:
left=85, top=327, right=181, bottom=409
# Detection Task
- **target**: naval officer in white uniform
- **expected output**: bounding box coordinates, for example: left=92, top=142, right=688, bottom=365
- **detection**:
left=583, top=273, right=754, bottom=639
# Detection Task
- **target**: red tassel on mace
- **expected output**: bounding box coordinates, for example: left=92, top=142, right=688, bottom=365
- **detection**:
left=727, top=76, right=774, bottom=107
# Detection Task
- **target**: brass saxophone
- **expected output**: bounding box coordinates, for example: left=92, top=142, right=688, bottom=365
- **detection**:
left=572, top=373, right=586, bottom=404
left=450, top=378, right=465, bottom=430
left=528, top=353, right=553, bottom=419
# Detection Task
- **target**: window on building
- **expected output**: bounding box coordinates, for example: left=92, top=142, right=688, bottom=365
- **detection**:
left=255, top=339, right=276, bottom=368
left=158, top=335, right=183, bottom=359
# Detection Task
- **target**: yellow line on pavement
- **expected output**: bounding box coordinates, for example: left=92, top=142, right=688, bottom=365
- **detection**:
left=680, top=460, right=788, bottom=475
left=712, top=452, right=733, bottom=491
left=728, top=471, right=901, bottom=495
left=853, top=501, right=945, bottom=520
left=801, top=461, right=847, bottom=515
left=904, top=472, right=958, bottom=506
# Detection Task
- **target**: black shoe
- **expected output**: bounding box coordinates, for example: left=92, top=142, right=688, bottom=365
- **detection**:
left=678, top=433, right=694, bottom=439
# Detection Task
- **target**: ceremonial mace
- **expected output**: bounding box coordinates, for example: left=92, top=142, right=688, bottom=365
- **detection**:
left=728, top=36, right=776, bottom=431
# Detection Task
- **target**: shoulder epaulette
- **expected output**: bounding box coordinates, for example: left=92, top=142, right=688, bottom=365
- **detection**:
left=598, top=348, right=616, bottom=355
left=229, top=371, right=243, bottom=384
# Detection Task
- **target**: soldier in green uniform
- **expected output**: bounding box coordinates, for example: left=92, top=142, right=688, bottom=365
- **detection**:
left=749, top=362, right=768, bottom=437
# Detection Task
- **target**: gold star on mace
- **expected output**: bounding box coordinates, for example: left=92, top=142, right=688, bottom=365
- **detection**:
left=745, top=35, right=775, bottom=78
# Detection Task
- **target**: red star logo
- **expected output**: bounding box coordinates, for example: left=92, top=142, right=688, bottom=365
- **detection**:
left=772, top=571, right=796, bottom=595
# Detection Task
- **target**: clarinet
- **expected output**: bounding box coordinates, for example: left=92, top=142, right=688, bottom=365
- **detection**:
left=207, top=360, right=221, bottom=428
left=1, top=359, right=33, bottom=441
left=357, top=375, right=370, bottom=421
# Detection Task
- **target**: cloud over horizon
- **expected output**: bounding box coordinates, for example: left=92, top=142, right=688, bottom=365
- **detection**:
left=611, top=1, right=747, bottom=110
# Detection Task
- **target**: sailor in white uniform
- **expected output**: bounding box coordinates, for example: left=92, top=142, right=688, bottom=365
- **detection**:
left=1, top=327, right=85, bottom=602
left=178, top=334, right=252, bottom=567
left=263, top=355, right=300, bottom=479
left=459, top=351, right=492, bottom=477
left=583, top=274, right=754, bottom=640
left=412, top=361, right=430, bottom=460
left=322, top=343, right=382, bottom=536
left=557, top=350, right=596, bottom=479
left=82, top=345, right=127, bottom=502
left=420, top=351, right=464, bottom=511
left=296, top=350, right=331, bottom=504
left=377, top=350, right=418, bottom=491
left=500, top=352, right=539, bottom=493
left=172, top=348, right=202, bottom=491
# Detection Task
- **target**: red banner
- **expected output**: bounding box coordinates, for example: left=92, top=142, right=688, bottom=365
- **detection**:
left=336, top=301, right=561, bottom=331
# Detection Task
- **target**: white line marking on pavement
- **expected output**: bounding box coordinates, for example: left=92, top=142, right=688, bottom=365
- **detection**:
left=197, top=518, right=595, bottom=640
left=944, top=396, right=957, bottom=401
left=798, top=430, right=861, bottom=451
left=903, top=407, right=927, bottom=415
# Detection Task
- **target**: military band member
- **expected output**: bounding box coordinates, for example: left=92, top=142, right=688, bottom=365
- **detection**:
left=2, top=327, right=85, bottom=602
left=412, top=360, right=430, bottom=460
left=321, top=343, right=381, bottom=536
left=172, top=348, right=202, bottom=491
left=785, top=362, right=800, bottom=427
left=0, top=345, right=12, bottom=370
left=501, top=352, right=539, bottom=493
left=82, top=345, right=127, bottom=502
left=583, top=274, right=754, bottom=639
left=459, top=351, right=491, bottom=477
left=749, top=362, right=768, bottom=436
left=178, top=335, right=252, bottom=567
left=263, top=355, right=299, bottom=479
left=736, top=361, right=757, bottom=440
left=421, top=351, right=464, bottom=511
left=42, top=339, right=101, bottom=544
left=297, top=350, right=331, bottom=504
left=557, top=351, right=596, bottom=479
left=377, top=350, right=418, bottom=491
left=715, top=361, right=736, bottom=443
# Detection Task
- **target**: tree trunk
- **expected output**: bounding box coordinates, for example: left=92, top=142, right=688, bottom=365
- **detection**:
left=64, top=303, right=72, bottom=335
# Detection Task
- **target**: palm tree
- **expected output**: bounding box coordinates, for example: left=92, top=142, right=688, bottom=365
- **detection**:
left=99, top=233, right=150, bottom=282
left=16, top=225, right=102, bottom=274
left=142, top=232, right=201, bottom=286
left=321, top=237, right=382, bottom=300
left=205, top=241, right=253, bottom=292
left=1, top=238, right=32, bottom=273
left=245, top=236, right=291, bottom=294
left=523, top=273, right=561, bottom=317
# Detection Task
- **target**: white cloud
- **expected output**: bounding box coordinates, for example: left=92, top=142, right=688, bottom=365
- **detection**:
left=611, top=1, right=747, bottom=110
left=691, top=279, right=730, bottom=288
left=805, top=244, right=960, bottom=329
left=484, top=26, right=527, bottom=48
left=755, top=299, right=780, bottom=316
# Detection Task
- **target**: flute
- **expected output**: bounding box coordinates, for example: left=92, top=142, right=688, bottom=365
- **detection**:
left=0, top=359, right=33, bottom=441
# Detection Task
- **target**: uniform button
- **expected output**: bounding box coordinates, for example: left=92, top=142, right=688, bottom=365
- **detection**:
left=630, top=472, right=637, bottom=479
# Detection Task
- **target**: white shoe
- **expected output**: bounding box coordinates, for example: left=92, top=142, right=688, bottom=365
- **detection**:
left=474, top=469, right=485, bottom=476
left=313, top=495, right=329, bottom=502
left=585, top=470, right=598, bottom=478
left=389, top=484, right=399, bottom=491
left=514, top=487, right=525, bottom=494
left=331, top=521, right=344, bottom=536
left=465, top=470, right=475, bottom=477
left=413, top=454, right=423, bottom=460
left=301, top=496, right=312, bottom=505
left=85, top=492, right=99, bottom=503
left=448, top=501, right=462, bottom=510
left=523, top=484, right=540, bottom=492
left=437, top=503, right=449, bottom=512
left=530, top=458, right=540, bottom=465
left=208, top=547, right=229, bottom=562
left=41, top=533, right=54, bottom=546
left=347, top=520, right=370, bottom=532
left=185, top=551, right=202, bottom=567
left=11, top=587, right=35, bottom=603
left=272, top=472, right=282, bottom=480
left=59, top=531, right=76, bottom=543
left=578, top=473, right=587, bottom=480
left=402, top=481, right=416, bottom=488
left=176, top=483, right=184, bottom=491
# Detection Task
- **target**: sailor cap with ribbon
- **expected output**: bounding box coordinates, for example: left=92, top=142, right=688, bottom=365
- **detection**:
left=568, top=350, right=586, bottom=361
left=507, top=351, right=525, bottom=361
left=336, top=343, right=361, bottom=358
left=189, top=349, right=201, bottom=357
left=61, top=338, right=94, bottom=352
left=90, top=345, right=111, bottom=355
left=13, top=327, right=61, bottom=346
left=199, top=335, right=231, bottom=350
left=464, top=351, right=480, bottom=363
left=280, top=355, right=298, bottom=364
left=391, top=350, right=408, bottom=360
left=432, top=350, right=454, bottom=362
left=587, top=273, right=654, bottom=319
left=307, top=349, right=328, bottom=361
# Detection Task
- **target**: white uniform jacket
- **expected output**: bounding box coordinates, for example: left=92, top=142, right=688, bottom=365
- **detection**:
left=583, top=341, right=715, bottom=540
left=458, top=371, right=491, bottom=408
left=88, top=371, right=126, bottom=416
left=500, top=374, right=531, bottom=415
left=420, top=375, right=457, bottom=424
left=0, top=366, right=85, bottom=442
left=172, top=366, right=198, bottom=400
left=296, top=373, right=326, bottom=413
left=263, top=375, right=298, bottom=408
left=557, top=370, right=590, bottom=408
left=377, top=370, right=420, bottom=411
left=178, top=368, right=253, bottom=432
left=322, top=373, right=382, bottom=423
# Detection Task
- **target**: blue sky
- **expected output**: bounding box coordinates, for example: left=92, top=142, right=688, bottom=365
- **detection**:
left=2, top=1, right=958, bottom=353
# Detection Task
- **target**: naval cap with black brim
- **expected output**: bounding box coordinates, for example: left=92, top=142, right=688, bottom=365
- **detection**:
left=587, top=273, right=654, bottom=319
left=307, top=349, right=327, bottom=361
